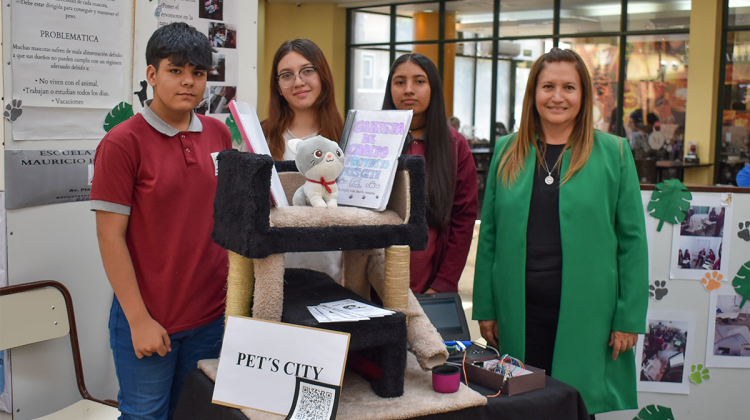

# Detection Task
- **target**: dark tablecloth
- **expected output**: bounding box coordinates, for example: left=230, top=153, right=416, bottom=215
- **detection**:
left=173, top=368, right=590, bottom=420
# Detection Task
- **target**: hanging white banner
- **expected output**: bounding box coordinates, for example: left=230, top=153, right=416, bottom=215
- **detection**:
left=4, top=150, right=95, bottom=209
left=10, top=0, right=127, bottom=108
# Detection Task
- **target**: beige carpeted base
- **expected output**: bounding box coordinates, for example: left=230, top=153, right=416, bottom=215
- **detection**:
left=270, top=207, right=404, bottom=228
left=199, top=352, right=486, bottom=420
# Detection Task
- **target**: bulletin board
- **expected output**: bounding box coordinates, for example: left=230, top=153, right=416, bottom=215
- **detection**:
left=600, top=187, right=750, bottom=420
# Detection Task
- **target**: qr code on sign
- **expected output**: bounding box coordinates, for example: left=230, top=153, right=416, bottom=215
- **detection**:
left=286, top=378, right=340, bottom=420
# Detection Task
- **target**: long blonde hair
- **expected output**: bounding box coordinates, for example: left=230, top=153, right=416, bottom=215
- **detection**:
left=497, top=48, right=595, bottom=186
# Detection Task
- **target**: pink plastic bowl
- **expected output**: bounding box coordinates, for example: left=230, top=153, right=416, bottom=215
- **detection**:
left=432, top=364, right=460, bottom=393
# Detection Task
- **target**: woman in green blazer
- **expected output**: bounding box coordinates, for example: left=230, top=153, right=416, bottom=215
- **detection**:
left=472, top=48, right=648, bottom=416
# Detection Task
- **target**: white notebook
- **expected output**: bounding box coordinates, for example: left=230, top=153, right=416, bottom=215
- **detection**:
left=229, top=101, right=289, bottom=207
left=336, top=109, right=413, bottom=211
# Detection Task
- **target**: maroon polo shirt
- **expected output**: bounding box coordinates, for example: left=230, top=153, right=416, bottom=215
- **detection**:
left=91, top=103, right=231, bottom=334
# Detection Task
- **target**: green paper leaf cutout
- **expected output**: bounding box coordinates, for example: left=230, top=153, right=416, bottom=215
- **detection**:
left=633, top=404, right=675, bottom=420
left=226, top=115, right=243, bottom=146
left=647, top=179, right=692, bottom=231
left=732, top=260, right=750, bottom=309
left=104, top=102, right=134, bottom=132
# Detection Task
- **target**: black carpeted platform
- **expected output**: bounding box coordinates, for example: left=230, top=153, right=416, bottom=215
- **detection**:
left=212, top=152, right=428, bottom=259
left=282, top=268, right=407, bottom=398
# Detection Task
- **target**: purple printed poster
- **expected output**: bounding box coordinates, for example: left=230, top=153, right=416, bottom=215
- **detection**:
left=336, top=110, right=412, bottom=210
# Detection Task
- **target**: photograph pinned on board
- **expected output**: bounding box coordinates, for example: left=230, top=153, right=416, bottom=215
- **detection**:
left=208, top=22, right=236, bottom=49
left=670, top=197, right=733, bottom=281
left=635, top=310, right=695, bottom=394
left=208, top=53, right=226, bottom=82
left=705, top=290, right=750, bottom=368
left=199, top=85, right=236, bottom=115
left=200, top=0, right=224, bottom=21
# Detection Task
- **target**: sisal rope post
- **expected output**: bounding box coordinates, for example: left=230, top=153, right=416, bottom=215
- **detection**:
left=383, top=245, right=410, bottom=310
left=226, top=251, right=254, bottom=321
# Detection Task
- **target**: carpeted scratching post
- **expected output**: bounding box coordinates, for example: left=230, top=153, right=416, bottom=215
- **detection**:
left=212, top=151, right=441, bottom=398
left=366, top=249, right=448, bottom=370
left=404, top=292, right=449, bottom=369
left=342, top=249, right=378, bottom=300
left=250, top=253, right=285, bottom=321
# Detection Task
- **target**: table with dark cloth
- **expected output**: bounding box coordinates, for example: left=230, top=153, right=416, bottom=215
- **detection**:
left=173, top=368, right=590, bottom=420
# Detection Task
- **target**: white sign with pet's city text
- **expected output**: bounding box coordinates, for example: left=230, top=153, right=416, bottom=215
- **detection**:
left=212, top=316, right=350, bottom=415
left=337, top=109, right=413, bottom=211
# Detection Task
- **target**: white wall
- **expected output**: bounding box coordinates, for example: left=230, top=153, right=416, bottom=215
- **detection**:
left=600, top=191, right=750, bottom=420
left=1, top=1, right=257, bottom=418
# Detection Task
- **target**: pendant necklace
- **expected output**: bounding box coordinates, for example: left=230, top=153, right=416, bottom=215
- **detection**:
left=540, top=151, right=560, bottom=185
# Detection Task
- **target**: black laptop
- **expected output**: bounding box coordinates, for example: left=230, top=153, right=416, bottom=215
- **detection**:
left=415, top=292, right=497, bottom=363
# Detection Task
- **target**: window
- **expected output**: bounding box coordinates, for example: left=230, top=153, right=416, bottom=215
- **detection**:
left=718, top=29, right=750, bottom=185
left=347, top=0, right=692, bottom=184
left=362, top=53, right=374, bottom=89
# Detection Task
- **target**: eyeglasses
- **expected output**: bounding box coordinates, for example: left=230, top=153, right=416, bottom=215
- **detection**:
left=276, top=66, right=318, bottom=88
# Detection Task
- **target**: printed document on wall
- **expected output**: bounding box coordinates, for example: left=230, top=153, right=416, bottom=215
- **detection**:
left=10, top=0, right=128, bottom=109
left=155, top=0, right=240, bottom=121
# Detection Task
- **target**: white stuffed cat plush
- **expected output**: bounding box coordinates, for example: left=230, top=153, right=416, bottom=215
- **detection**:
left=289, top=136, right=345, bottom=208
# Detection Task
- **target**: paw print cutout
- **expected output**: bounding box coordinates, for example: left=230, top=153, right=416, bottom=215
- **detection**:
left=3, top=99, right=22, bottom=122
left=739, top=221, right=750, bottom=242
left=701, top=271, right=724, bottom=291
left=689, top=364, right=710, bottom=384
left=649, top=280, right=668, bottom=300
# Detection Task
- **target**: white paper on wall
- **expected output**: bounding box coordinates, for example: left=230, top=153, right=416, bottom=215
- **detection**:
left=9, top=107, right=107, bottom=141
left=635, top=310, right=696, bottom=394
left=10, top=0, right=128, bottom=109
left=705, top=290, right=750, bottom=368
left=669, top=196, right=733, bottom=283
left=154, top=0, right=240, bottom=122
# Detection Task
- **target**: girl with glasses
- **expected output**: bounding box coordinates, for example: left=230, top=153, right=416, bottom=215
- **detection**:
left=381, top=54, right=478, bottom=295
left=240, top=39, right=343, bottom=162
left=241, top=38, right=344, bottom=282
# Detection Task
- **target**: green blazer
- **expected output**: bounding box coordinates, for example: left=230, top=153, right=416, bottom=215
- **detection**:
left=473, top=131, right=648, bottom=414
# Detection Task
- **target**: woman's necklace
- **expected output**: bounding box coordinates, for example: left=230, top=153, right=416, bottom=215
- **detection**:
left=538, top=141, right=562, bottom=185
left=540, top=157, right=559, bottom=185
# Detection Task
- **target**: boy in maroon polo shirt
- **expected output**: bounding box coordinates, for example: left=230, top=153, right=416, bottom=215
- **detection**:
left=91, top=23, right=231, bottom=420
